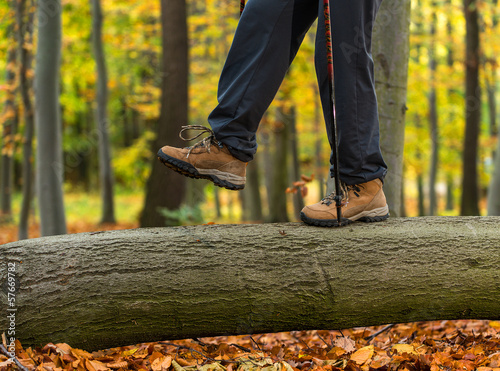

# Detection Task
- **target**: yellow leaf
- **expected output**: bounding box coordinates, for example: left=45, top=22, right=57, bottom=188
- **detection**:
left=392, top=344, right=418, bottom=355
left=122, top=348, right=138, bottom=357
left=350, top=345, right=374, bottom=365
left=489, top=321, right=500, bottom=329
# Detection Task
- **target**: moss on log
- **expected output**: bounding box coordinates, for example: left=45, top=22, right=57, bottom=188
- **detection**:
left=1, top=217, right=500, bottom=350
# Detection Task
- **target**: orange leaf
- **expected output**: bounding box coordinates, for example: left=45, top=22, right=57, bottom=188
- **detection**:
left=350, top=345, right=374, bottom=365
left=301, top=186, right=308, bottom=198
left=301, top=174, right=315, bottom=182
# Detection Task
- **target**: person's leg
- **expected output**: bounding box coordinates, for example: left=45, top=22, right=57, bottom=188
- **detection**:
left=159, top=0, right=318, bottom=190
left=300, top=0, right=389, bottom=226
left=315, top=0, right=387, bottom=185
left=208, top=0, right=318, bottom=162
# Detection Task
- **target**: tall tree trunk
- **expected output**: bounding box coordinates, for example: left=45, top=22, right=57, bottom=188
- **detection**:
left=443, top=12, right=455, bottom=215
left=261, top=127, right=273, bottom=217
left=213, top=186, right=222, bottom=219
left=288, top=105, right=304, bottom=217
left=247, top=158, right=263, bottom=221
left=461, top=0, right=481, bottom=216
left=415, top=114, right=426, bottom=216
left=17, top=0, right=35, bottom=240
left=140, top=0, right=188, bottom=227
left=91, top=0, right=116, bottom=224
left=446, top=173, right=455, bottom=211
left=373, top=0, right=412, bottom=217
left=400, top=165, right=406, bottom=217
left=241, top=157, right=263, bottom=222
left=487, top=134, right=500, bottom=214
left=0, top=23, right=17, bottom=223
left=486, top=1, right=500, bottom=215
left=268, top=109, right=289, bottom=223
left=485, top=76, right=497, bottom=139
left=428, top=3, right=439, bottom=216
left=35, top=0, right=67, bottom=236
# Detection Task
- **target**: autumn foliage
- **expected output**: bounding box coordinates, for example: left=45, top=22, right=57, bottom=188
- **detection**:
left=2, top=321, right=500, bottom=371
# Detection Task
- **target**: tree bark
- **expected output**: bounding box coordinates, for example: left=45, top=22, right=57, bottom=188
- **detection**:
left=428, top=3, right=439, bottom=216
left=35, top=0, right=67, bottom=236
left=373, top=0, right=411, bottom=217
left=268, top=108, right=289, bottom=223
left=140, top=0, right=188, bottom=227
left=17, top=0, right=35, bottom=240
left=1, top=217, right=499, bottom=351
left=0, top=42, right=17, bottom=223
left=90, top=0, right=116, bottom=224
left=460, top=0, right=481, bottom=216
left=487, top=134, right=500, bottom=214
left=289, top=106, right=304, bottom=217
left=242, top=159, right=263, bottom=222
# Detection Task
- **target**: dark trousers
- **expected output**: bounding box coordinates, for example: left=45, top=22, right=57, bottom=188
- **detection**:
left=208, top=0, right=387, bottom=185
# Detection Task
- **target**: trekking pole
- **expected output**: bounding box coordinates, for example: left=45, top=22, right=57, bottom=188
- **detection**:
left=322, top=0, right=344, bottom=226
left=240, top=0, right=245, bottom=16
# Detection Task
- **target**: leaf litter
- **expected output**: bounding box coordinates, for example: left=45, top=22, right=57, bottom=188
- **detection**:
left=1, top=320, right=499, bottom=371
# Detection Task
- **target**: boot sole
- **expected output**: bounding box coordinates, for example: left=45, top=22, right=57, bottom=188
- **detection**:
left=157, top=150, right=245, bottom=191
left=300, top=206, right=390, bottom=227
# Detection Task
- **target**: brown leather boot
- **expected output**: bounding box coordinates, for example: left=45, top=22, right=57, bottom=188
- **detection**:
left=158, top=125, right=246, bottom=190
left=300, top=178, right=389, bottom=227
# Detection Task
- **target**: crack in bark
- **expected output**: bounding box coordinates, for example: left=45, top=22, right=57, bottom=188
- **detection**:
left=313, top=251, right=336, bottom=308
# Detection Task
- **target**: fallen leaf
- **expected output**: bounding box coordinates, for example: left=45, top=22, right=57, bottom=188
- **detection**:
left=106, top=360, right=128, bottom=369
left=489, top=321, right=500, bottom=329
left=333, top=337, right=356, bottom=354
left=350, top=345, right=374, bottom=365
left=392, top=344, right=418, bottom=355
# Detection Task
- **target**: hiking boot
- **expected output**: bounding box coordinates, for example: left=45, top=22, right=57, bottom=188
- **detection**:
left=158, top=125, right=246, bottom=190
left=300, top=178, right=389, bottom=227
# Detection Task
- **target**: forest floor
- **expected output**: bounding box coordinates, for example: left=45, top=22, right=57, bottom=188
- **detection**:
left=1, top=320, right=499, bottom=371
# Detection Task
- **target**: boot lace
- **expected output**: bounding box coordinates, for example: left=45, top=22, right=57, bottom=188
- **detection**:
left=179, top=125, right=223, bottom=158
left=321, top=182, right=364, bottom=206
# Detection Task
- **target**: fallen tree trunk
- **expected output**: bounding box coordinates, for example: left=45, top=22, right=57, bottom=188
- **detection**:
left=1, top=217, right=499, bottom=350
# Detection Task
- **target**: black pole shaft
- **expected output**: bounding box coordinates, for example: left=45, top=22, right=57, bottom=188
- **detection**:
left=322, top=0, right=343, bottom=226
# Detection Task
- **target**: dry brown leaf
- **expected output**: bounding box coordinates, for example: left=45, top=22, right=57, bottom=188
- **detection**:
left=370, top=354, right=391, bottom=368
left=149, top=351, right=165, bottom=365
left=326, top=346, right=345, bottom=359
left=333, top=337, right=356, bottom=354
left=106, top=360, right=128, bottom=369
left=72, top=348, right=93, bottom=359
left=89, top=360, right=110, bottom=371
left=350, top=345, right=374, bottom=365
left=55, top=344, right=72, bottom=355
left=85, top=359, right=97, bottom=371
left=0, top=359, right=15, bottom=368
left=151, top=357, right=166, bottom=371
left=133, top=348, right=149, bottom=359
